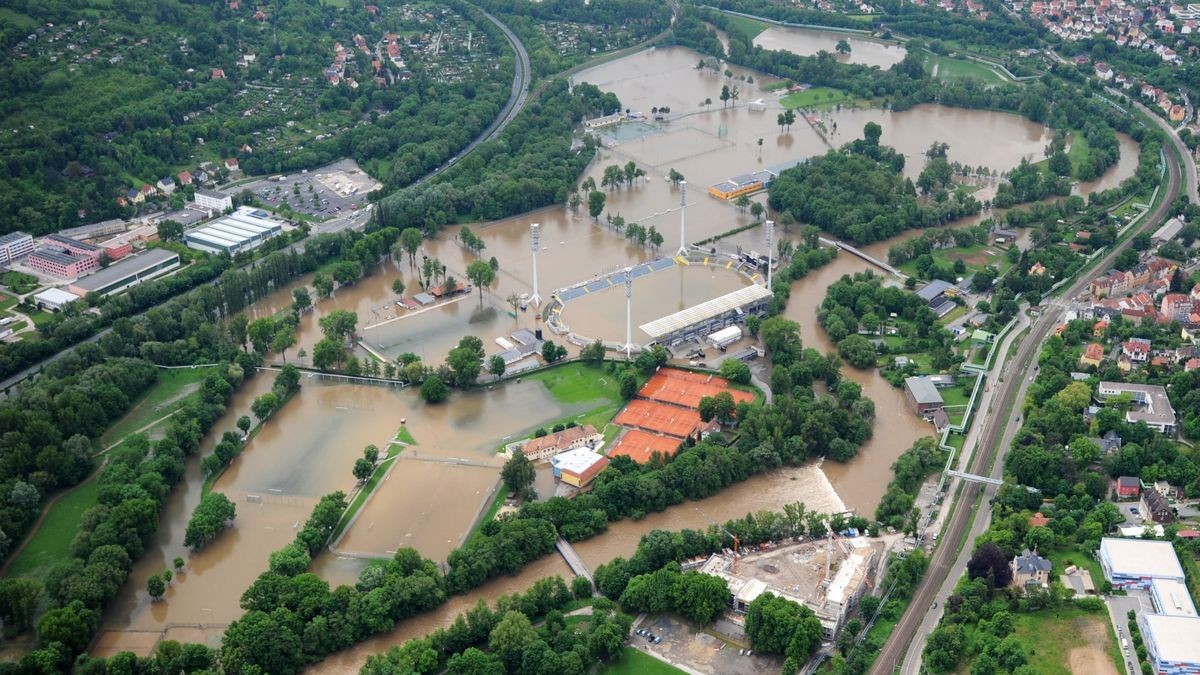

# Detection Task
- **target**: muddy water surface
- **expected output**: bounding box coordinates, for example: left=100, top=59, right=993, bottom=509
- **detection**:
left=754, top=27, right=907, bottom=69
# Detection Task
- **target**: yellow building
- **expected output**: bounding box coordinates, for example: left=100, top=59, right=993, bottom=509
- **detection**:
left=708, top=171, right=775, bottom=200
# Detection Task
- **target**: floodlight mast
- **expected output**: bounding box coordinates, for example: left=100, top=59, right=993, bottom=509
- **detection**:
left=529, top=223, right=541, bottom=307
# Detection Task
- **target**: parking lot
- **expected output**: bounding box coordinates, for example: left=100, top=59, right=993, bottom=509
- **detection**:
left=633, top=614, right=781, bottom=675
left=237, top=158, right=380, bottom=219
left=1105, top=592, right=1152, bottom=675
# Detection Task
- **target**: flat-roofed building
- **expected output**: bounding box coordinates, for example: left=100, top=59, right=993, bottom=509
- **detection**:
left=550, top=448, right=609, bottom=487
left=707, top=171, right=775, bottom=200
left=68, top=248, right=181, bottom=297
left=1099, top=538, right=1184, bottom=589
left=1140, top=614, right=1200, bottom=674
left=45, top=234, right=102, bottom=262
left=32, top=287, right=81, bottom=311
left=0, top=232, right=34, bottom=263
left=1097, top=382, right=1177, bottom=434
left=639, top=284, right=772, bottom=347
left=194, top=188, right=233, bottom=212
left=1150, top=578, right=1198, bottom=617
left=28, top=248, right=97, bottom=278
left=184, top=207, right=283, bottom=255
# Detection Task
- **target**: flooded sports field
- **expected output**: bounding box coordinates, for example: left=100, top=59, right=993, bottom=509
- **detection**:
left=754, top=26, right=907, bottom=69
left=91, top=41, right=1144, bottom=663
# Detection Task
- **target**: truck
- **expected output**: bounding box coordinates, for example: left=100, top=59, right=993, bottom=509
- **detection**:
left=706, top=325, right=743, bottom=350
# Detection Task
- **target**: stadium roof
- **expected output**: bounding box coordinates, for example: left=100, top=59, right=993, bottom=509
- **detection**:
left=640, top=284, right=771, bottom=340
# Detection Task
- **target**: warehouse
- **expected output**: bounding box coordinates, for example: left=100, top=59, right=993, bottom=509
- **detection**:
left=32, top=288, right=81, bottom=311
left=184, top=207, right=283, bottom=255
left=550, top=448, right=609, bottom=487
left=68, top=248, right=181, bottom=298
left=1098, top=538, right=1184, bottom=589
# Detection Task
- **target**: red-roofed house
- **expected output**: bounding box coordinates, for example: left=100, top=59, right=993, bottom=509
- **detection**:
left=1162, top=293, right=1195, bottom=321
left=1093, top=319, right=1109, bottom=337
left=1029, top=512, right=1051, bottom=528
left=211, top=68, right=225, bottom=79
left=1177, top=530, right=1200, bottom=539
left=1080, top=342, right=1105, bottom=368
left=1117, top=476, right=1141, bottom=498
left=1122, top=338, right=1151, bottom=362
left=177, top=170, right=193, bottom=186
left=1186, top=357, right=1200, bottom=372
left=224, top=158, right=239, bottom=172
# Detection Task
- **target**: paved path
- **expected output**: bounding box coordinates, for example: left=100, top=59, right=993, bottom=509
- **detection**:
left=873, top=112, right=1185, bottom=674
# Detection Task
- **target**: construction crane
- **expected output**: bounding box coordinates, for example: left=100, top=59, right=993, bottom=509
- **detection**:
left=694, top=506, right=741, bottom=574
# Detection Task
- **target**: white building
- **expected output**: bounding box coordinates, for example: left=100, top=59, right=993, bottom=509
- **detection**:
left=183, top=207, right=283, bottom=255
left=1097, top=382, right=1177, bottom=435
left=1141, top=614, right=1200, bottom=674
left=32, top=288, right=81, bottom=311
left=0, top=231, right=34, bottom=264
left=194, top=188, right=234, bottom=212
left=1150, top=578, right=1197, bottom=617
left=1099, top=538, right=1185, bottom=589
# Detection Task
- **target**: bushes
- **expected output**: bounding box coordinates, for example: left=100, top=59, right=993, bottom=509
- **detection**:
left=618, top=564, right=732, bottom=625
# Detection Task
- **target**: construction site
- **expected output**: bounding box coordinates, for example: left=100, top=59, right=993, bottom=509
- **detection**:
left=689, top=535, right=882, bottom=640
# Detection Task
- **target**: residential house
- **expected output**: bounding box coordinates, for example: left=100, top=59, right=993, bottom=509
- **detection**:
left=224, top=158, right=239, bottom=172
left=1010, top=549, right=1053, bottom=590
left=903, top=377, right=944, bottom=417
left=1029, top=512, right=1051, bottom=528
left=177, top=170, right=193, bottom=186
left=1162, top=294, right=1195, bottom=322
left=1094, top=318, right=1110, bottom=338
left=1098, top=430, right=1123, bottom=455
left=1142, top=489, right=1175, bottom=523
left=156, top=177, right=175, bottom=194
left=1122, top=337, right=1151, bottom=364
left=1080, top=342, right=1105, bottom=368
left=1117, top=476, right=1141, bottom=498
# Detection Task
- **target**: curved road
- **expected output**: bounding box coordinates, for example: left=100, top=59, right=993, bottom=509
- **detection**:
left=415, top=6, right=531, bottom=186
left=872, top=119, right=1185, bottom=675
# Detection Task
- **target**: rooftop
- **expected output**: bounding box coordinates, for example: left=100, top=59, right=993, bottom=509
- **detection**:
left=33, top=288, right=80, bottom=305
left=639, top=284, right=772, bottom=340
left=904, top=376, right=944, bottom=405
left=1097, top=382, right=1176, bottom=429
left=551, top=448, right=607, bottom=475
left=195, top=187, right=231, bottom=200
left=31, top=249, right=86, bottom=267
left=0, top=231, right=32, bottom=245
left=916, top=279, right=954, bottom=302
left=70, top=248, right=180, bottom=293
left=47, top=234, right=99, bottom=251
left=1100, top=538, right=1184, bottom=579
left=1143, top=614, right=1200, bottom=664
left=1150, top=577, right=1197, bottom=617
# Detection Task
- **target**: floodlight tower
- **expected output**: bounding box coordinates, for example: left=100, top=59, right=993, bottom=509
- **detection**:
left=624, top=267, right=634, bottom=359
left=529, top=223, right=542, bottom=307
left=677, top=181, right=688, bottom=257
left=765, top=219, right=775, bottom=288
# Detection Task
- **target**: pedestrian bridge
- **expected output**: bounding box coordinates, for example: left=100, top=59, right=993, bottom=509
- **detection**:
left=555, top=537, right=594, bottom=588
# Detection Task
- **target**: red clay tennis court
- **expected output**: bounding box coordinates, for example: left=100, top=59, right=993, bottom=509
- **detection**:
left=615, top=399, right=701, bottom=438
left=609, top=429, right=682, bottom=464
left=638, top=369, right=755, bottom=409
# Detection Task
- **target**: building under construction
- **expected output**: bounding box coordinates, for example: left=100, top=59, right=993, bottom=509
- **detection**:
left=694, top=537, right=878, bottom=639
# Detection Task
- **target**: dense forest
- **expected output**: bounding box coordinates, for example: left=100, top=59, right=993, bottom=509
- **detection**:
left=0, top=0, right=512, bottom=233
left=374, top=79, right=611, bottom=230
left=767, top=125, right=981, bottom=245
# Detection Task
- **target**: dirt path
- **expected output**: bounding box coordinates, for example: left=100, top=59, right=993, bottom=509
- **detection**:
left=101, top=409, right=182, bottom=453
left=1071, top=615, right=1119, bottom=675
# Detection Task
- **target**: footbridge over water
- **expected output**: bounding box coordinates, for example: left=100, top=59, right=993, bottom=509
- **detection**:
left=556, top=537, right=594, bottom=589
left=819, top=237, right=906, bottom=278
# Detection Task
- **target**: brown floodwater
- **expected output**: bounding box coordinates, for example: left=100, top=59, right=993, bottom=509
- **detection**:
left=314, top=464, right=845, bottom=674
left=95, top=43, right=1144, bottom=663
left=754, top=27, right=907, bottom=69
left=561, top=263, right=752, bottom=343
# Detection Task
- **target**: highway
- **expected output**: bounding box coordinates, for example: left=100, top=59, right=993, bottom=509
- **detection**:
left=414, top=6, right=531, bottom=186
left=871, top=115, right=1185, bottom=675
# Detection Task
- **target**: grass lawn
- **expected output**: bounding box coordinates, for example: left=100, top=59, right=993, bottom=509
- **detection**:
left=925, top=53, right=1009, bottom=85
left=1010, top=605, right=1121, bottom=675
left=5, top=476, right=101, bottom=580
left=524, top=362, right=623, bottom=406
left=723, top=14, right=771, bottom=39
left=1046, top=548, right=1105, bottom=592
left=937, top=305, right=968, bottom=326
left=101, top=367, right=215, bottom=446
left=464, top=488, right=509, bottom=543
left=780, top=87, right=854, bottom=109
left=602, top=648, right=686, bottom=675
left=394, top=425, right=417, bottom=445
left=945, top=432, right=966, bottom=453
left=1, top=271, right=39, bottom=294
left=760, top=80, right=791, bottom=92
left=1067, top=130, right=1092, bottom=176
left=26, top=310, right=54, bottom=328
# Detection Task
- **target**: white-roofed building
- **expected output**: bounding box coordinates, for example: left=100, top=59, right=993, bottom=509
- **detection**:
left=1150, top=578, right=1198, bottom=617
left=184, top=207, right=283, bottom=254
left=1140, top=614, right=1200, bottom=674
left=32, top=288, right=81, bottom=311
left=194, top=188, right=233, bottom=212
left=549, top=448, right=608, bottom=487
left=1099, top=538, right=1185, bottom=589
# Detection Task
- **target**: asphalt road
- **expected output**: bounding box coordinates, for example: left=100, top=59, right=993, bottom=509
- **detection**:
left=414, top=6, right=531, bottom=186
left=871, top=118, right=1185, bottom=675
